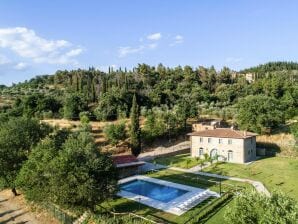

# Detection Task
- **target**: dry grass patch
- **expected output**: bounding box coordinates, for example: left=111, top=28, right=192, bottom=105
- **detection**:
left=42, top=119, right=131, bottom=153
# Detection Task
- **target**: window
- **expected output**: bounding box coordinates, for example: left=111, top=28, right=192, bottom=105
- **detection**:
left=199, top=148, right=204, bottom=156
left=250, top=138, right=253, bottom=144
left=208, top=138, right=212, bottom=143
left=228, top=139, right=232, bottom=144
left=200, top=137, right=203, bottom=143
left=219, top=138, right=223, bottom=144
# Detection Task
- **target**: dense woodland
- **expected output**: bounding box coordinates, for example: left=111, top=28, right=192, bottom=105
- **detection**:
left=1, top=61, right=298, bottom=136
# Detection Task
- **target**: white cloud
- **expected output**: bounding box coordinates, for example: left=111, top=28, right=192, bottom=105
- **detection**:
left=118, top=42, right=160, bottom=58
left=170, top=35, right=184, bottom=46
left=175, top=35, right=184, bottom=43
left=225, top=57, right=243, bottom=63
left=147, top=33, right=162, bottom=41
left=118, top=45, right=145, bottom=58
left=14, top=62, right=28, bottom=70
left=117, top=32, right=171, bottom=58
left=65, top=48, right=83, bottom=57
left=0, top=27, right=83, bottom=65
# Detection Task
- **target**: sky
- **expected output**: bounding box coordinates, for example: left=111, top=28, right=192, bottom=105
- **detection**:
left=0, top=0, right=298, bottom=85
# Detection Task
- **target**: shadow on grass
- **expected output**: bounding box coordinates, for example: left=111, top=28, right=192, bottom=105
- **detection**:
left=256, top=142, right=281, bottom=157
left=198, top=196, right=233, bottom=224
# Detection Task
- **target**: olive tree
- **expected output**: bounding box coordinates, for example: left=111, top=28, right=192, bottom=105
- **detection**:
left=0, top=117, right=51, bottom=195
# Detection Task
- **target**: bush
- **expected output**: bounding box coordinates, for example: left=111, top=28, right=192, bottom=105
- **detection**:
left=104, top=122, right=127, bottom=145
left=79, top=111, right=90, bottom=124
left=42, top=110, right=54, bottom=119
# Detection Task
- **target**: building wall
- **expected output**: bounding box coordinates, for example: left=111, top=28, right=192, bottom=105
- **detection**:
left=192, top=123, right=216, bottom=132
left=190, top=136, right=256, bottom=164
left=243, top=137, right=256, bottom=162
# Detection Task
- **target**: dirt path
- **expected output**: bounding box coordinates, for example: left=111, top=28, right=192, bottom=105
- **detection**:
left=0, top=190, right=58, bottom=224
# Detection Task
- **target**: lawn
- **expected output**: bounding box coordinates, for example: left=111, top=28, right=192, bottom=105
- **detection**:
left=154, top=153, right=202, bottom=169
left=99, top=196, right=216, bottom=224
left=203, top=156, right=298, bottom=201
left=99, top=169, right=251, bottom=224
left=205, top=199, right=234, bottom=224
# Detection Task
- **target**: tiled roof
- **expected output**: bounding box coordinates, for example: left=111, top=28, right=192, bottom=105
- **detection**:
left=112, top=155, right=139, bottom=165
left=187, top=128, right=257, bottom=139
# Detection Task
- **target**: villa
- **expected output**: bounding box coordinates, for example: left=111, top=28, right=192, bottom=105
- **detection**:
left=188, top=126, right=258, bottom=164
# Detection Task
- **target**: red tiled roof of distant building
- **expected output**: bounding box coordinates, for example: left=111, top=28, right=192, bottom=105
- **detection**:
left=187, top=128, right=258, bottom=139
left=112, top=155, right=145, bottom=168
left=113, top=155, right=138, bottom=165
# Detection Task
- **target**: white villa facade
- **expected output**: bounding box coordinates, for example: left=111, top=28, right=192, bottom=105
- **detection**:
left=188, top=128, right=258, bottom=164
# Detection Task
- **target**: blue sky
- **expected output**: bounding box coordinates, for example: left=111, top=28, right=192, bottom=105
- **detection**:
left=0, top=0, right=298, bottom=85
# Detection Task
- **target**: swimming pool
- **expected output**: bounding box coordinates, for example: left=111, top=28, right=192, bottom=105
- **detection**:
left=118, top=176, right=220, bottom=215
left=120, top=179, right=189, bottom=203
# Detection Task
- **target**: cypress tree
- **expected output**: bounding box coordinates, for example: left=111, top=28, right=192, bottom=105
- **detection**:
left=130, top=94, right=141, bottom=156
left=91, top=78, right=96, bottom=102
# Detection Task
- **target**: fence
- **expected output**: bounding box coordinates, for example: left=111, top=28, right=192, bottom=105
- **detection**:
left=183, top=191, right=234, bottom=224
left=45, top=203, right=77, bottom=224
left=98, top=205, right=163, bottom=224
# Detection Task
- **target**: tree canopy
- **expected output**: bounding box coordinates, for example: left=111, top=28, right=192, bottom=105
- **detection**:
left=236, top=95, right=285, bottom=134
left=225, top=190, right=298, bottom=224
left=0, top=117, right=51, bottom=195
left=17, top=130, right=118, bottom=210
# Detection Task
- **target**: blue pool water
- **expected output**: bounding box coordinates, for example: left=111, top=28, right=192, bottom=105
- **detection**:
left=120, top=179, right=189, bottom=203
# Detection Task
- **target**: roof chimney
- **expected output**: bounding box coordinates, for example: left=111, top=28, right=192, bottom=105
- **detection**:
left=243, top=130, right=247, bottom=136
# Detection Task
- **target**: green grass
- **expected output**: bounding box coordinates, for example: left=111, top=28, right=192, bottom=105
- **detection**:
left=203, top=157, right=298, bottom=201
left=147, top=169, right=251, bottom=193
left=205, top=199, right=234, bottom=224
left=154, top=153, right=202, bottom=168
left=98, top=169, right=252, bottom=224
left=99, top=196, right=216, bottom=224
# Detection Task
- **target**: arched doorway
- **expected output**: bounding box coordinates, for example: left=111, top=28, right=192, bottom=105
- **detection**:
left=199, top=147, right=204, bottom=156
left=210, top=148, right=217, bottom=159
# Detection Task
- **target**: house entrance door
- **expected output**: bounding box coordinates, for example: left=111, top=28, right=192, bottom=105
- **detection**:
left=228, top=151, right=233, bottom=162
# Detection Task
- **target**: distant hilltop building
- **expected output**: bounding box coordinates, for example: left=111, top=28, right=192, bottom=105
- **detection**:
left=192, top=119, right=229, bottom=132
left=232, top=72, right=257, bottom=83
left=189, top=121, right=257, bottom=164
left=243, top=73, right=256, bottom=83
